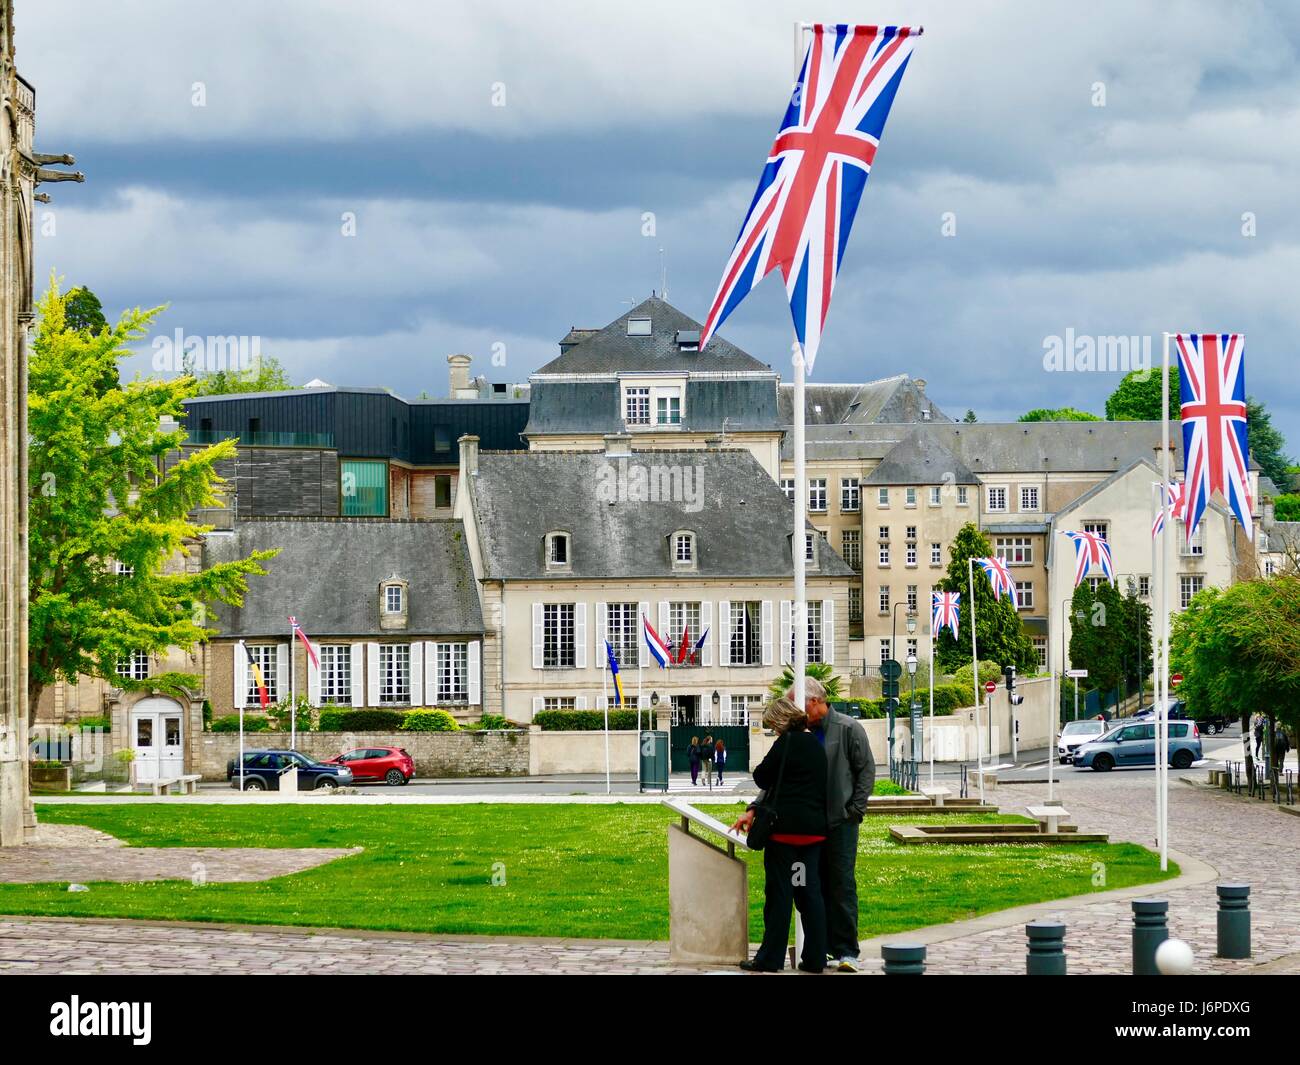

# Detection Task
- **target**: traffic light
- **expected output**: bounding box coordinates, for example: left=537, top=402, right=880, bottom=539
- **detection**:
left=1004, top=663, right=1024, bottom=706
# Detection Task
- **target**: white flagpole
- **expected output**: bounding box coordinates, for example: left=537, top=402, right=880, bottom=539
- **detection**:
left=1150, top=478, right=1160, bottom=847
left=289, top=620, right=297, bottom=750
left=928, top=603, right=935, bottom=786
left=968, top=558, right=981, bottom=801
left=237, top=639, right=246, bottom=791
left=1158, top=333, right=1172, bottom=871
left=602, top=650, right=611, bottom=796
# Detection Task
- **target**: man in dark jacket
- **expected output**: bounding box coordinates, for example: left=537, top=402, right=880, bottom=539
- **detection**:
left=731, top=677, right=876, bottom=971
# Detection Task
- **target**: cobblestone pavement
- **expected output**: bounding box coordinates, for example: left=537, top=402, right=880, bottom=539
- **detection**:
left=1, top=775, right=1295, bottom=974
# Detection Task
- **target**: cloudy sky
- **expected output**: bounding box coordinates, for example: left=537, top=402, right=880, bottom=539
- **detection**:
left=21, top=0, right=1300, bottom=446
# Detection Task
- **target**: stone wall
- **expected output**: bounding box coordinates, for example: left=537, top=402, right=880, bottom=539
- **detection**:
left=528, top=729, right=638, bottom=775
left=199, top=729, right=529, bottom=781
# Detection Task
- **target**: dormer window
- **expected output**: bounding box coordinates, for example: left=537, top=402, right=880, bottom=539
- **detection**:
left=672, top=531, right=696, bottom=569
left=546, top=532, right=571, bottom=569
left=379, top=578, right=410, bottom=630
left=627, top=317, right=652, bottom=336
left=384, top=585, right=404, bottom=614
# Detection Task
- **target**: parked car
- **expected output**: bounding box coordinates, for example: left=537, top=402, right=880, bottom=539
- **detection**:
left=1133, top=699, right=1185, bottom=722
left=226, top=750, right=354, bottom=791
left=324, top=747, right=414, bottom=786
left=1058, top=719, right=1109, bottom=763
left=1072, top=720, right=1203, bottom=772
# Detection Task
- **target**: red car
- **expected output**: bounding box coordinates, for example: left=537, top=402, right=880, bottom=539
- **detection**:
left=326, top=746, right=414, bottom=786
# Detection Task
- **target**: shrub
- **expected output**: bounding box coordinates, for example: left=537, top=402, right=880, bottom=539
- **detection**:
left=268, top=694, right=315, bottom=732
left=75, top=715, right=111, bottom=731
left=952, top=660, right=1002, bottom=692
left=930, top=683, right=971, bottom=715
left=534, top=709, right=644, bottom=731
left=317, top=708, right=407, bottom=732
left=473, top=713, right=514, bottom=731
left=400, top=709, right=460, bottom=732
left=211, top=714, right=270, bottom=733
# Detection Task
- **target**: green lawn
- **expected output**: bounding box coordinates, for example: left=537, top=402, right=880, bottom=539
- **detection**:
left=0, top=803, right=1177, bottom=940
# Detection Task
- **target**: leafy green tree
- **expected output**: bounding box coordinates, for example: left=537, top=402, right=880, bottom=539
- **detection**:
left=190, top=354, right=294, bottom=396
left=1121, top=585, right=1152, bottom=693
left=769, top=661, right=844, bottom=700
left=1019, top=407, right=1100, bottom=422
left=63, top=286, right=108, bottom=333
left=1067, top=581, right=1127, bottom=700
left=1105, top=366, right=1180, bottom=421
left=934, top=523, right=1036, bottom=676
left=1274, top=494, right=1300, bottom=522
left=962, top=409, right=977, bottom=423
left=1245, top=398, right=1293, bottom=489
left=27, top=279, right=277, bottom=721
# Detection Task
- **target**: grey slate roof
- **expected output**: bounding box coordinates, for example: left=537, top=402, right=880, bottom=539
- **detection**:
left=862, top=431, right=980, bottom=486
left=1267, top=521, right=1300, bottom=548
left=777, top=375, right=951, bottom=425
left=534, top=297, right=772, bottom=375
left=467, top=449, right=854, bottom=580
left=204, top=519, right=484, bottom=638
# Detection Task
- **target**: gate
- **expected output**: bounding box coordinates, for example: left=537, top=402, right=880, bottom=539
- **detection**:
left=670, top=725, right=750, bottom=774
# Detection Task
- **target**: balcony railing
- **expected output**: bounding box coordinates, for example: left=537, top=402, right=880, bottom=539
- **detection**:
left=186, top=429, right=335, bottom=449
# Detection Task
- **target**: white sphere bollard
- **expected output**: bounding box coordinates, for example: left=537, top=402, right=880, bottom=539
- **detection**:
left=1155, top=938, right=1194, bottom=975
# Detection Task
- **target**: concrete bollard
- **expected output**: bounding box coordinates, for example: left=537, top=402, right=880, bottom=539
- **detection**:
left=1026, top=921, right=1067, bottom=975
left=881, top=942, right=926, bottom=975
left=1132, top=899, right=1170, bottom=975
left=1216, top=883, right=1251, bottom=959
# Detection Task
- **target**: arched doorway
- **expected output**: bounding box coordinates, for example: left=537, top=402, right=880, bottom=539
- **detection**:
left=130, top=697, right=185, bottom=784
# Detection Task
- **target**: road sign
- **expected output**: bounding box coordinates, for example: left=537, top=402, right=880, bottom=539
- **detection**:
left=1066, top=668, right=1088, bottom=679
left=1170, top=673, right=1183, bottom=688
left=882, top=679, right=900, bottom=699
left=880, top=659, right=903, bottom=680
left=984, top=681, right=997, bottom=695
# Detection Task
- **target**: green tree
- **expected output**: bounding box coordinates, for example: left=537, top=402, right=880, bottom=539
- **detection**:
left=63, top=286, right=107, bottom=334
left=190, top=354, right=294, bottom=396
left=1067, top=581, right=1126, bottom=701
left=1105, top=366, right=1180, bottom=421
left=1274, top=494, right=1300, bottom=522
left=934, top=523, right=1036, bottom=676
left=27, top=279, right=277, bottom=721
left=1245, top=398, right=1293, bottom=489
left=769, top=661, right=844, bottom=700
left=1019, top=407, right=1100, bottom=422
left=962, top=409, right=977, bottom=423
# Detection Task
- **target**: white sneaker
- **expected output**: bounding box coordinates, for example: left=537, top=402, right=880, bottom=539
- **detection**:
left=836, top=955, right=860, bottom=973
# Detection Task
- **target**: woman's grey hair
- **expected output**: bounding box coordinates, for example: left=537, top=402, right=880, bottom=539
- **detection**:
left=763, top=696, right=808, bottom=734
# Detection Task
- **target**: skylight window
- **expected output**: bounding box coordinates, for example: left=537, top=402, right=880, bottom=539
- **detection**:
left=626, top=318, right=652, bottom=336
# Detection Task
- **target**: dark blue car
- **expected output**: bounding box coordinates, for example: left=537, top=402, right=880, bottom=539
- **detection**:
left=227, top=750, right=354, bottom=791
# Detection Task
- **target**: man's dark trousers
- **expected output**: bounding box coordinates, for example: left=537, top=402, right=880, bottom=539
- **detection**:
left=820, top=820, right=860, bottom=959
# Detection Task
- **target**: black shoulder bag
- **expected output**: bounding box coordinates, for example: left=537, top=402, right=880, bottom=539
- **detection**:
left=746, top=734, right=792, bottom=851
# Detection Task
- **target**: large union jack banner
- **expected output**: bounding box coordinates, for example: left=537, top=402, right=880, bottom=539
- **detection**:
left=1175, top=333, right=1252, bottom=543
left=975, top=556, right=1015, bottom=601
left=1150, top=480, right=1186, bottom=539
left=1062, top=530, right=1115, bottom=587
left=931, top=591, right=960, bottom=639
left=699, top=24, right=921, bottom=371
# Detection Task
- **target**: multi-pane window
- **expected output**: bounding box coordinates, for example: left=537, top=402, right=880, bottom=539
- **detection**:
left=319, top=644, right=351, bottom=704
left=848, top=587, right=863, bottom=623
left=840, top=478, right=860, bottom=512
left=243, top=645, right=276, bottom=701
left=674, top=533, right=694, bottom=563
left=1083, top=522, right=1108, bottom=540
left=878, top=525, right=890, bottom=540
left=907, top=584, right=918, bottom=611
left=726, top=693, right=764, bottom=726
left=1265, top=560, right=1276, bottom=577
left=879, top=638, right=892, bottom=665
left=808, top=479, right=828, bottom=512
left=669, top=602, right=702, bottom=664
left=117, top=650, right=149, bottom=682
left=115, top=561, right=134, bottom=578
left=548, top=533, right=569, bottom=566
left=656, top=392, right=681, bottom=425
left=805, top=533, right=816, bottom=562
left=906, top=542, right=917, bottom=566
left=929, top=486, right=942, bottom=506
left=790, top=601, right=824, bottom=663
left=384, top=585, right=404, bottom=614
left=1138, top=575, right=1151, bottom=597
left=379, top=644, right=411, bottom=704
left=1020, top=486, right=1040, bottom=511
left=543, top=604, right=576, bottom=668
left=1033, top=637, right=1048, bottom=669
left=1179, top=521, right=1204, bottom=556
left=341, top=459, right=388, bottom=517
left=1087, top=576, right=1105, bottom=592
left=841, top=530, right=861, bottom=571
left=905, top=487, right=917, bottom=507
left=996, top=537, right=1033, bottom=565
left=543, top=697, right=576, bottom=711
left=729, top=601, right=762, bottom=666
left=1015, top=581, right=1034, bottom=609
left=957, top=486, right=969, bottom=505
left=436, top=642, right=468, bottom=703
left=1180, top=575, right=1204, bottom=610
left=931, top=542, right=942, bottom=565
left=877, top=487, right=889, bottom=506
left=879, top=586, right=890, bottom=613
left=780, top=478, right=795, bottom=501
left=879, top=542, right=890, bottom=566
left=906, top=637, right=918, bottom=660
left=624, top=387, right=650, bottom=426
left=987, top=486, right=1008, bottom=512
left=607, top=603, right=640, bottom=668
left=906, top=525, right=917, bottom=540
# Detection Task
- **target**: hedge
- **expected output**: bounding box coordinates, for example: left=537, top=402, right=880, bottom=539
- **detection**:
left=317, top=708, right=407, bottom=732
left=75, top=716, right=112, bottom=731
left=534, top=709, right=645, bottom=731
left=836, top=685, right=969, bottom=721
left=211, top=714, right=270, bottom=733
left=399, top=709, right=460, bottom=732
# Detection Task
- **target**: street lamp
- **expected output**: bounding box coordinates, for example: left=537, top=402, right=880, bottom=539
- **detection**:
left=906, top=653, right=919, bottom=762
left=892, top=601, right=917, bottom=662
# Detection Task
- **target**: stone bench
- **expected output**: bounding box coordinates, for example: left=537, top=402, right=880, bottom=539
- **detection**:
left=919, top=785, right=953, bottom=807
left=150, top=774, right=202, bottom=796
left=1027, top=805, right=1071, bottom=834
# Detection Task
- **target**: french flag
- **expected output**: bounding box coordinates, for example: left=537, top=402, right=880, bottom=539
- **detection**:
left=643, top=614, right=671, bottom=669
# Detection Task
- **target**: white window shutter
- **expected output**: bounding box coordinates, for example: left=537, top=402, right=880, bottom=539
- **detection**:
left=658, top=601, right=669, bottom=643
left=234, top=641, right=247, bottom=709
left=780, top=600, right=792, bottom=665
left=410, top=641, right=425, bottom=706
left=638, top=600, right=650, bottom=666
left=700, top=601, right=713, bottom=666
left=532, top=603, right=544, bottom=669
left=596, top=602, right=608, bottom=670
left=350, top=643, right=366, bottom=707
left=424, top=641, right=438, bottom=701
left=532, top=695, right=544, bottom=718
left=822, top=598, right=835, bottom=665
left=718, top=600, right=731, bottom=666
left=576, top=695, right=588, bottom=710
left=367, top=642, right=381, bottom=705
left=275, top=643, right=289, bottom=701
left=468, top=640, right=481, bottom=705
left=761, top=601, right=774, bottom=666
left=596, top=695, right=609, bottom=712
left=574, top=603, right=587, bottom=669
left=307, top=648, right=321, bottom=706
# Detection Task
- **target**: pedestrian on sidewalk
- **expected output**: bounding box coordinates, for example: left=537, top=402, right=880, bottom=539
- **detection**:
left=714, top=739, right=727, bottom=785
left=688, top=735, right=701, bottom=786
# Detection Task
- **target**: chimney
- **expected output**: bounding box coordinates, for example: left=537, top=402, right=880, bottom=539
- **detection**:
left=915, top=378, right=927, bottom=393
left=448, top=353, right=473, bottom=397
left=459, top=434, right=480, bottom=477
left=603, top=433, right=632, bottom=457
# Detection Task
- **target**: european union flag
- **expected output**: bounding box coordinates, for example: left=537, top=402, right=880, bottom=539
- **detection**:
left=604, top=639, right=625, bottom=707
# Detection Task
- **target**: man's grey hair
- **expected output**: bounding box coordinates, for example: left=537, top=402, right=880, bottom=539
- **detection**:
left=786, top=677, right=827, bottom=704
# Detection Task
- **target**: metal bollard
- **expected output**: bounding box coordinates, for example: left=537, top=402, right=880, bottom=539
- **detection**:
left=881, top=943, right=926, bottom=975
left=1132, top=899, right=1169, bottom=975
left=1026, top=921, right=1067, bottom=975
left=1216, top=883, right=1251, bottom=959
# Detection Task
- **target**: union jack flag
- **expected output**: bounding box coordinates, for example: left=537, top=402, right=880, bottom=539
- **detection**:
left=1062, top=531, right=1115, bottom=587
left=931, top=591, right=960, bottom=639
left=1150, top=481, right=1186, bottom=539
left=1175, top=333, right=1252, bottom=543
left=699, top=24, right=921, bottom=372
left=975, top=556, right=1015, bottom=601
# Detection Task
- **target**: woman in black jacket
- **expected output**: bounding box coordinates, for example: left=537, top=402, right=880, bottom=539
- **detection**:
left=740, top=696, right=829, bottom=973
